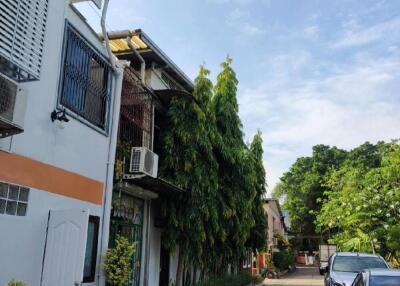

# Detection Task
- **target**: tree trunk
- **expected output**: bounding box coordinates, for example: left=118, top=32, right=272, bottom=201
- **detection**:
left=176, top=250, right=184, bottom=286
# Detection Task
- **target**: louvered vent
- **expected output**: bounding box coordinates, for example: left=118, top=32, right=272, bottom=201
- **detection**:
left=0, top=0, right=49, bottom=82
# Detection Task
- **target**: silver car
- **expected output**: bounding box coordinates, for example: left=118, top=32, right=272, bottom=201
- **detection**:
left=351, top=269, right=400, bottom=286
left=324, top=252, right=389, bottom=286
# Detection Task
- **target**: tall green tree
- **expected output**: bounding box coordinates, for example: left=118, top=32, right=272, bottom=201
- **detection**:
left=246, top=131, right=268, bottom=252
left=160, top=65, right=219, bottom=284
left=212, top=57, right=253, bottom=271
left=277, top=145, right=347, bottom=235
left=317, top=141, right=400, bottom=266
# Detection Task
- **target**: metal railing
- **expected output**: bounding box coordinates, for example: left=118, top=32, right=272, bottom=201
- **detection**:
left=59, top=23, right=111, bottom=130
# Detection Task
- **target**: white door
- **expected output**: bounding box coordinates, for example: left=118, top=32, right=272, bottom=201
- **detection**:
left=41, top=209, right=89, bottom=286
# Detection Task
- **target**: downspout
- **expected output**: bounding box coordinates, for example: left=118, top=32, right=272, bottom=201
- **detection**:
left=99, top=1, right=127, bottom=285
left=101, top=0, right=116, bottom=71
left=126, top=36, right=146, bottom=85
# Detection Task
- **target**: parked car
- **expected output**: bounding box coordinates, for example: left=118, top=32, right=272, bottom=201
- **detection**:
left=324, top=252, right=389, bottom=286
left=351, top=269, right=400, bottom=286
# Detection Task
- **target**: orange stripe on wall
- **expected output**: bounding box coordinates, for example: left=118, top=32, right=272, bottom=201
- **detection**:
left=0, top=151, right=104, bottom=205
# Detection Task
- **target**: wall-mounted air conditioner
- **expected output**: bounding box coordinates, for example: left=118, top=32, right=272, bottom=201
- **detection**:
left=124, top=147, right=159, bottom=179
left=0, top=74, right=27, bottom=138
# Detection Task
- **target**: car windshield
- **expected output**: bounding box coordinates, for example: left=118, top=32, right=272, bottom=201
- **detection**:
left=332, top=256, right=387, bottom=272
left=370, top=276, right=400, bottom=286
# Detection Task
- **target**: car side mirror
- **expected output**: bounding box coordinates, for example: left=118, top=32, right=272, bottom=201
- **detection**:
left=325, top=265, right=329, bottom=274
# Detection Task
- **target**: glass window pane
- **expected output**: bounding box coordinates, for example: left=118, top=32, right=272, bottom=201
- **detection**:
left=19, top=188, right=29, bottom=202
left=0, top=183, right=8, bottom=198
left=0, top=199, right=6, bottom=214
left=9, top=185, right=19, bottom=200
left=83, top=216, right=99, bottom=282
left=17, top=202, right=27, bottom=216
left=6, top=201, right=17, bottom=215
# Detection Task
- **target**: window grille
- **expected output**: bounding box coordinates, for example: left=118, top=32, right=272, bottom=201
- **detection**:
left=59, top=23, right=111, bottom=130
left=118, top=66, right=153, bottom=150
left=0, top=181, right=29, bottom=216
left=0, top=0, right=49, bottom=81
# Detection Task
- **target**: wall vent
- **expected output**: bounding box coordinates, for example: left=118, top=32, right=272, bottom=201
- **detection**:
left=0, top=0, right=49, bottom=82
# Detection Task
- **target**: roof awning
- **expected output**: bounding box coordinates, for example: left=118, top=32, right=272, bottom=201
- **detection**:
left=154, top=89, right=197, bottom=106
left=131, top=176, right=184, bottom=196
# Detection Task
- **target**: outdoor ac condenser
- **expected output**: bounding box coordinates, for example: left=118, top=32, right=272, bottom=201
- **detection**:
left=128, top=147, right=159, bottom=178
left=0, top=73, right=27, bottom=138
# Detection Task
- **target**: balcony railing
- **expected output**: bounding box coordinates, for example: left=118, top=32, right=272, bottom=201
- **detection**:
left=116, top=66, right=154, bottom=178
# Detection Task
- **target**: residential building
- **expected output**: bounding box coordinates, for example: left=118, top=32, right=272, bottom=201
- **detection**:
left=107, top=30, right=194, bottom=286
left=0, top=1, right=124, bottom=285
left=264, top=198, right=287, bottom=252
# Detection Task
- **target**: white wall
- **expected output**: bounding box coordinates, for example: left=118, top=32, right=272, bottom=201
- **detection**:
left=0, top=1, right=117, bottom=285
left=0, top=188, right=101, bottom=286
left=0, top=2, right=112, bottom=183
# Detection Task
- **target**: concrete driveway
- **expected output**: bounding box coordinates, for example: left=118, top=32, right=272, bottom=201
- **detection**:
left=262, top=267, right=324, bottom=286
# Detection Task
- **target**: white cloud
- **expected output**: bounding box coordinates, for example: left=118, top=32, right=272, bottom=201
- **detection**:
left=304, top=25, right=319, bottom=39
left=239, top=52, right=400, bottom=191
left=333, top=17, right=400, bottom=48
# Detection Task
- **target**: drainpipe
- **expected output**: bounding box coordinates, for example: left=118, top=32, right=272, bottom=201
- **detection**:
left=98, top=60, right=126, bottom=286
left=101, top=0, right=116, bottom=71
left=126, top=36, right=146, bottom=85
left=98, top=1, right=128, bottom=285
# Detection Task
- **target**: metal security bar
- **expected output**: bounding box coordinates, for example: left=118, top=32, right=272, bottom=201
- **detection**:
left=118, top=66, right=153, bottom=149
left=110, top=191, right=144, bottom=286
left=60, top=23, right=111, bottom=130
left=0, top=0, right=49, bottom=81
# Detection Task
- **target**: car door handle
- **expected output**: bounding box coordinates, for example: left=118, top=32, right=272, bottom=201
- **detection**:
left=74, top=282, right=82, bottom=286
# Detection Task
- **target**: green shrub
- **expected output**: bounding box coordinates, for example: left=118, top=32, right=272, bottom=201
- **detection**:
left=272, top=249, right=295, bottom=271
left=103, top=235, right=135, bottom=286
left=194, top=271, right=258, bottom=286
left=8, top=280, right=26, bottom=286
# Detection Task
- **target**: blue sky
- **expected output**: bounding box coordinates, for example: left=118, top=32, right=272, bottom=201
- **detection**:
left=77, top=0, right=400, bottom=192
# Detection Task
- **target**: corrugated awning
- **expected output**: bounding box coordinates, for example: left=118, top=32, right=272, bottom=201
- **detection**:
left=154, top=89, right=197, bottom=106
left=109, top=35, right=148, bottom=53
left=132, top=176, right=184, bottom=196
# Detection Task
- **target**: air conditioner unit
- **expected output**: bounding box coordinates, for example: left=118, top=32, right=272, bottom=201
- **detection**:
left=0, top=74, right=27, bottom=138
left=124, top=147, right=159, bottom=179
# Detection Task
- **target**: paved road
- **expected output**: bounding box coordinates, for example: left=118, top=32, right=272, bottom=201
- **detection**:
left=262, top=267, right=324, bottom=286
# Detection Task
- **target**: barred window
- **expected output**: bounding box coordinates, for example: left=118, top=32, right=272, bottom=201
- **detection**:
left=59, top=23, right=111, bottom=130
left=0, top=182, right=29, bottom=216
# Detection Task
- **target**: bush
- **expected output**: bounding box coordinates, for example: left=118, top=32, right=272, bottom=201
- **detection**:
left=272, top=249, right=295, bottom=271
left=194, top=271, right=259, bottom=286
left=103, top=235, right=135, bottom=286
left=8, top=280, right=26, bottom=286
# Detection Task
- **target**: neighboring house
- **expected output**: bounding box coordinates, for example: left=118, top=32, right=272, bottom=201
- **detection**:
left=0, top=1, right=124, bottom=286
left=107, top=30, right=194, bottom=286
left=264, top=198, right=287, bottom=252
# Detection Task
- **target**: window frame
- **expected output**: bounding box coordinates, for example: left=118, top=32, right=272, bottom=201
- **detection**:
left=83, top=215, right=100, bottom=283
left=57, top=21, right=113, bottom=135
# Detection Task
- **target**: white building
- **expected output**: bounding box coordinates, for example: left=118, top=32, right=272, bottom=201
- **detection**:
left=107, top=30, right=194, bottom=286
left=264, top=198, right=287, bottom=252
left=0, top=1, right=124, bottom=285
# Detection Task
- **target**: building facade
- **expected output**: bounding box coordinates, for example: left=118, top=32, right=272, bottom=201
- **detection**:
left=107, top=30, right=194, bottom=286
left=0, top=1, right=124, bottom=285
left=264, top=198, right=287, bottom=253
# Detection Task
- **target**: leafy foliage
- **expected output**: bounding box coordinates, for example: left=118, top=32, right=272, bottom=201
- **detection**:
left=193, top=271, right=258, bottom=286
left=277, top=140, right=400, bottom=267
left=7, top=280, right=26, bottom=286
left=104, top=235, right=135, bottom=286
left=160, top=58, right=268, bottom=282
left=317, top=142, right=400, bottom=266
left=277, top=145, right=346, bottom=234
